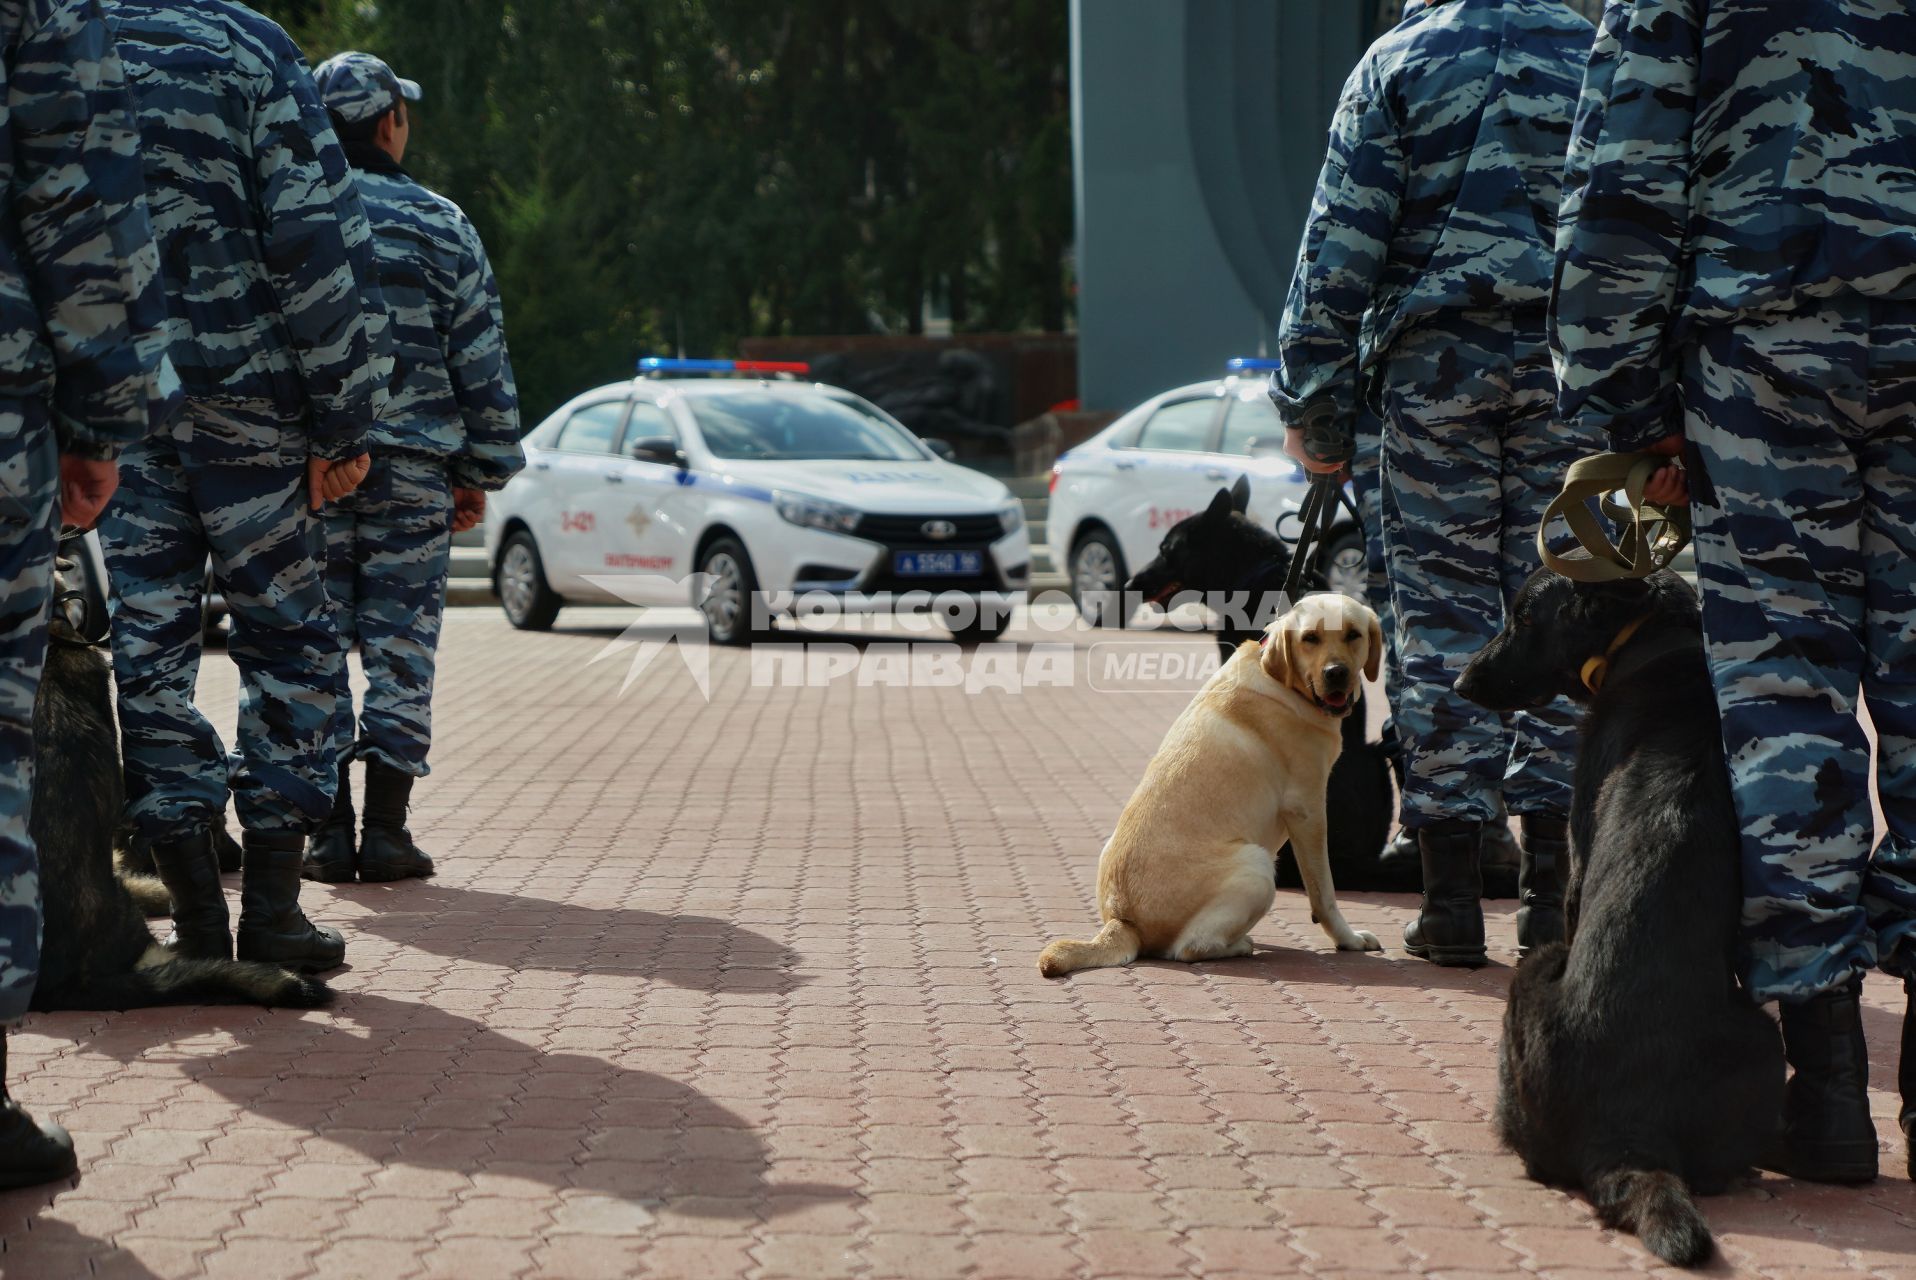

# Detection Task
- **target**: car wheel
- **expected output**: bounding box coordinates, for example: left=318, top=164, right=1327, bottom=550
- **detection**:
left=948, top=618, right=1011, bottom=645
left=499, top=530, right=562, bottom=631
left=940, top=594, right=1012, bottom=645
left=697, top=536, right=762, bottom=646
left=1070, top=528, right=1129, bottom=628
left=1322, top=528, right=1369, bottom=602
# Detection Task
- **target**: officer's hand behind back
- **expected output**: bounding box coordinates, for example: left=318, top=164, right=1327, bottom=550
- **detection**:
left=308, top=453, right=372, bottom=510
left=59, top=455, right=120, bottom=530
left=1642, top=433, right=1689, bottom=507
left=451, top=487, right=485, bottom=534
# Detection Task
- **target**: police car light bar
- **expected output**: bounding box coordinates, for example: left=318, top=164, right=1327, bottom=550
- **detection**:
left=1225, top=357, right=1283, bottom=373
left=637, top=357, right=812, bottom=376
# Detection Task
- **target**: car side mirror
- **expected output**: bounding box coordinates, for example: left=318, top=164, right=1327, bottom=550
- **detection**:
left=921, top=437, right=955, bottom=461
left=629, top=436, right=687, bottom=468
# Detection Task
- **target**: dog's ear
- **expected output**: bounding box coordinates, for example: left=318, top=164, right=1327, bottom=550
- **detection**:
left=1363, top=608, right=1384, bottom=683
left=1230, top=474, right=1251, bottom=513
left=1260, top=625, right=1291, bottom=686
left=1204, top=487, right=1235, bottom=521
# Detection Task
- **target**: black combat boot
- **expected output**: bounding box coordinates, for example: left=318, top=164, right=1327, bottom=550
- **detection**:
left=1516, top=814, right=1568, bottom=958
left=1776, top=978, right=1878, bottom=1183
left=212, top=823, right=242, bottom=874
left=1900, top=977, right=1915, bottom=1181
left=148, top=828, right=232, bottom=961
left=357, top=760, right=435, bottom=883
left=1402, top=821, right=1487, bottom=968
left=0, top=1031, right=78, bottom=1190
left=236, top=831, right=346, bottom=974
left=302, top=759, right=357, bottom=884
left=1378, top=827, right=1420, bottom=884
left=1481, top=819, right=1520, bottom=899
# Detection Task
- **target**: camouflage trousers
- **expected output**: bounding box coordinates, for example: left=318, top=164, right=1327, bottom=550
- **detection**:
left=1683, top=297, right=1916, bottom=1003
left=1350, top=410, right=1399, bottom=687
left=100, top=403, right=345, bottom=838
left=1351, top=410, right=1409, bottom=815
left=323, top=454, right=454, bottom=776
left=1379, top=313, right=1595, bottom=826
left=0, top=400, right=58, bottom=1024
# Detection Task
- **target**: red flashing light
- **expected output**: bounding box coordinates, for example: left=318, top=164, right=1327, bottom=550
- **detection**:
left=732, top=360, right=811, bottom=375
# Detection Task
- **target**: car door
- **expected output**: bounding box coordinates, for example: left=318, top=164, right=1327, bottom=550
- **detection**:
left=1213, top=387, right=1312, bottom=532
left=589, top=401, right=696, bottom=579
left=1107, top=393, right=1230, bottom=571
left=538, top=398, right=631, bottom=589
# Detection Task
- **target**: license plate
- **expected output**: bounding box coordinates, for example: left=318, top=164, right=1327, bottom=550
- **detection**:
left=894, top=550, right=982, bottom=577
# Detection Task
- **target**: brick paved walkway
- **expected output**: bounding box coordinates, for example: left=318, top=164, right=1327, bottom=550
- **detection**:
left=2, top=606, right=1913, bottom=1278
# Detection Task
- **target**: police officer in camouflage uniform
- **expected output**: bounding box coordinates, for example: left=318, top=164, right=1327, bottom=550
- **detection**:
left=1350, top=410, right=1523, bottom=894
left=302, top=53, right=523, bottom=885
left=97, top=0, right=394, bottom=975
left=1555, top=0, right=1916, bottom=1185
left=0, top=0, right=172, bottom=1187
left=1273, top=0, right=1596, bottom=967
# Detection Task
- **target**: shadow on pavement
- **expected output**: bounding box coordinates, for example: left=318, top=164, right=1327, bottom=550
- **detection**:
left=332, top=883, right=808, bottom=996
left=1186, top=942, right=1513, bottom=996
left=0, top=1186, right=164, bottom=1278
left=67, top=992, right=851, bottom=1220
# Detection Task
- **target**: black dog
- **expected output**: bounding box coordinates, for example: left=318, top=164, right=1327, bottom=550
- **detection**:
left=1127, top=479, right=1397, bottom=891
left=1457, top=568, right=1782, bottom=1268
left=28, top=575, right=331, bottom=1012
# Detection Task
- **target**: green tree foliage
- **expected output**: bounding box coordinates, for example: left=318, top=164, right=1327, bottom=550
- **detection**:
left=250, top=0, right=1072, bottom=421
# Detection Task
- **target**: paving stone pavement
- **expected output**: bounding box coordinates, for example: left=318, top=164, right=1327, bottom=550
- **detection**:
left=1, top=606, right=1913, bottom=1279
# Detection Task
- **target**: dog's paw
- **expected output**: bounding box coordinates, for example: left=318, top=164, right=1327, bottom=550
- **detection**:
left=1037, top=944, right=1069, bottom=979
left=1337, top=930, right=1383, bottom=953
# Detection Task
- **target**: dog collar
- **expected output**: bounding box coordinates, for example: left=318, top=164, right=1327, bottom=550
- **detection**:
left=1580, top=614, right=1653, bottom=694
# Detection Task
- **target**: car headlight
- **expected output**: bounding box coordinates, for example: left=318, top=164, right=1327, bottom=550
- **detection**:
left=998, top=501, right=1025, bottom=535
left=775, top=491, right=861, bottom=534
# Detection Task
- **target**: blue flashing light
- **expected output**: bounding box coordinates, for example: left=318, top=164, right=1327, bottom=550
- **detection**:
left=638, top=357, right=812, bottom=376
left=1225, top=357, right=1283, bottom=374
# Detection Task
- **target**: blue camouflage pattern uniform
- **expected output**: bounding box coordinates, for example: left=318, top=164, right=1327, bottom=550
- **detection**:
left=1273, top=0, right=1597, bottom=829
left=97, top=0, right=393, bottom=840
left=1349, top=405, right=1395, bottom=677
left=316, top=53, right=523, bottom=777
left=1553, top=0, right=1916, bottom=1003
left=1348, top=400, right=1410, bottom=775
left=0, top=0, right=172, bottom=1023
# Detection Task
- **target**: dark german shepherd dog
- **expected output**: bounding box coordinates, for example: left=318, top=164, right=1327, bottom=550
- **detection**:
left=1126, top=478, right=1397, bottom=890
left=29, top=565, right=331, bottom=1012
left=1456, top=568, right=1782, bottom=1268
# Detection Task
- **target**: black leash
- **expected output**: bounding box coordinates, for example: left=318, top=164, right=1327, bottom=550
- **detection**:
left=50, top=526, right=111, bottom=649
left=1281, top=474, right=1350, bottom=602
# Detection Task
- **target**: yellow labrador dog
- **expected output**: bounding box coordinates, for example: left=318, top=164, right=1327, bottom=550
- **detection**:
left=1040, top=594, right=1385, bottom=976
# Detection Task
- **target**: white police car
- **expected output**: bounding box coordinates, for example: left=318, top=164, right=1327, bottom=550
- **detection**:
left=1046, top=358, right=1365, bottom=624
left=486, top=359, right=1031, bottom=644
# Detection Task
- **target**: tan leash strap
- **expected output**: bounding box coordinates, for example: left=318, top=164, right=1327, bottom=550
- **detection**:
left=1537, top=452, right=1692, bottom=583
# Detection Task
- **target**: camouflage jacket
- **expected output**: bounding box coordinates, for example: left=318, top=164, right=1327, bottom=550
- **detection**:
left=0, top=0, right=174, bottom=458
left=105, top=0, right=392, bottom=460
left=1553, top=0, right=1916, bottom=451
left=346, top=149, right=523, bottom=492
left=1273, top=0, right=1593, bottom=465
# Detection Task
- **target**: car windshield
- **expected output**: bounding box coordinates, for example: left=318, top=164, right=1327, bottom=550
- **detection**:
left=689, top=392, right=926, bottom=461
